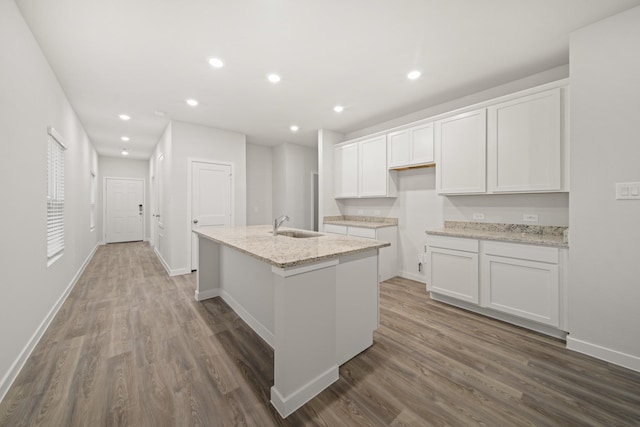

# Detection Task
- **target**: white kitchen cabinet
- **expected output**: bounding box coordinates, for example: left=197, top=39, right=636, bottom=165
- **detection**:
left=435, top=109, right=487, bottom=194
left=426, top=236, right=479, bottom=304
left=359, top=136, right=389, bottom=197
left=480, top=241, right=560, bottom=327
left=387, top=123, right=434, bottom=168
left=333, top=142, right=358, bottom=198
left=334, top=136, right=397, bottom=198
left=487, top=88, right=564, bottom=193
left=324, top=224, right=398, bottom=281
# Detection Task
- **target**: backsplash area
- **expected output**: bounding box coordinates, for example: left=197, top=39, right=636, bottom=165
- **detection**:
left=443, top=193, right=569, bottom=226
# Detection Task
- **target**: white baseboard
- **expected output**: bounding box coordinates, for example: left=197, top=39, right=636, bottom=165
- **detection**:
left=270, top=365, right=339, bottom=418
left=0, top=242, right=100, bottom=403
left=195, top=288, right=220, bottom=301
left=220, top=290, right=275, bottom=348
left=567, top=336, right=640, bottom=373
left=169, top=267, right=191, bottom=276
left=399, top=271, right=426, bottom=284
left=152, top=247, right=191, bottom=277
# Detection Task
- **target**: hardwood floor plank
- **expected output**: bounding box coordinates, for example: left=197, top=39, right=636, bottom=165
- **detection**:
left=1, top=242, right=639, bottom=426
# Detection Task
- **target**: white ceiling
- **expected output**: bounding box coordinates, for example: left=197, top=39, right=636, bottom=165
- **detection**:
left=15, top=0, right=640, bottom=159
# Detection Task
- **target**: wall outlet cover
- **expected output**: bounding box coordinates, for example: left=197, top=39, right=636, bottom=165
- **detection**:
left=523, top=214, right=539, bottom=222
left=472, top=213, right=485, bottom=220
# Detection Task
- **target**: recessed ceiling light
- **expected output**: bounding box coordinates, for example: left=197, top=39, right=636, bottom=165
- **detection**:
left=121, top=136, right=130, bottom=142
left=290, top=125, right=299, bottom=132
left=118, top=114, right=131, bottom=121
left=121, top=149, right=129, bottom=156
left=186, top=98, right=199, bottom=107
left=333, top=105, right=344, bottom=113
left=267, top=74, right=281, bottom=84
left=407, top=70, right=421, bottom=80
left=208, top=57, right=224, bottom=68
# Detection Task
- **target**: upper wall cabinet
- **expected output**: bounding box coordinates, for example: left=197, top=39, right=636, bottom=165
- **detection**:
left=387, top=123, right=434, bottom=169
left=435, top=83, right=569, bottom=195
left=436, top=109, right=487, bottom=194
left=334, top=141, right=358, bottom=198
left=487, top=88, right=563, bottom=193
left=334, top=136, right=397, bottom=199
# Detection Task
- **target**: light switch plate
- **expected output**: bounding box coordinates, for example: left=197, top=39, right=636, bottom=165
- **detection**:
left=616, top=182, right=640, bottom=200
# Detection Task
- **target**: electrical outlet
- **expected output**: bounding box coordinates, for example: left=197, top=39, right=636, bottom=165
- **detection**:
left=357, top=209, right=364, bottom=215
left=523, top=214, right=539, bottom=222
left=472, top=213, right=485, bottom=220
left=374, top=210, right=381, bottom=215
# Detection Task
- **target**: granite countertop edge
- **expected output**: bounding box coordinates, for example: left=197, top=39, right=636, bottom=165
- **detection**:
left=195, top=225, right=390, bottom=269
left=425, top=228, right=568, bottom=248
left=323, top=215, right=398, bottom=229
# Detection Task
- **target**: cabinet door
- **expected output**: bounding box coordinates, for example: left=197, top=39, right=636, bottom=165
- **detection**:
left=480, top=255, right=559, bottom=327
left=359, top=136, right=388, bottom=197
left=334, top=142, right=358, bottom=198
left=488, top=88, right=562, bottom=192
left=426, top=246, right=479, bottom=304
left=436, top=109, right=487, bottom=194
left=387, top=130, right=411, bottom=168
left=410, top=123, right=434, bottom=165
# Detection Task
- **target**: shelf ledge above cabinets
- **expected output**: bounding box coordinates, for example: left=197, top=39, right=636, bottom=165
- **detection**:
left=389, top=163, right=436, bottom=172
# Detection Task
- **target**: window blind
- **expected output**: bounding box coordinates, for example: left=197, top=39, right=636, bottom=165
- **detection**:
left=47, top=127, right=66, bottom=261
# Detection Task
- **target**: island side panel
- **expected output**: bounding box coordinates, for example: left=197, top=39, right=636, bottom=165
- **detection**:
left=196, top=236, right=221, bottom=300
left=336, top=250, right=379, bottom=365
left=219, top=245, right=275, bottom=347
left=270, top=263, right=339, bottom=418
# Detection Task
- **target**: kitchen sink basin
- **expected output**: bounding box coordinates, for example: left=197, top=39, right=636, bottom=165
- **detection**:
left=272, top=230, right=324, bottom=238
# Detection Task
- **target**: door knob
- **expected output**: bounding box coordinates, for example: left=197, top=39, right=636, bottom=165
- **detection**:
left=193, top=219, right=198, bottom=224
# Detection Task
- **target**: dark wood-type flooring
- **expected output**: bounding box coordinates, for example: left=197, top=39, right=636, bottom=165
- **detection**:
left=1, top=242, right=639, bottom=426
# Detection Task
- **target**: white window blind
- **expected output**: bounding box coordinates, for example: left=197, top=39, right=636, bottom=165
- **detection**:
left=47, top=127, right=66, bottom=262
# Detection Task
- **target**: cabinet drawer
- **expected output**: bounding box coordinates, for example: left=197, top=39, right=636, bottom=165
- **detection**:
left=324, top=224, right=347, bottom=235
left=348, top=227, right=376, bottom=239
left=427, top=236, right=478, bottom=252
left=483, top=241, right=558, bottom=264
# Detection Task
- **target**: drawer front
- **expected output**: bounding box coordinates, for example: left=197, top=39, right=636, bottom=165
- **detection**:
left=323, top=224, right=348, bottom=235
left=427, top=235, right=479, bottom=253
left=483, top=241, right=558, bottom=264
left=348, top=226, right=376, bottom=239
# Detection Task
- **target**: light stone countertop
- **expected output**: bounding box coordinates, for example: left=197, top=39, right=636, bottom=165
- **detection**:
left=323, top=215, right=398, bottom=229
left=426, top=221, right=569, bottom=248
left=194, top=225, right=390, bottom=269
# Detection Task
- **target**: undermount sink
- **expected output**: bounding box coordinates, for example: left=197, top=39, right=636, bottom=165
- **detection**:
left=272, top=230, right=324, bottom=238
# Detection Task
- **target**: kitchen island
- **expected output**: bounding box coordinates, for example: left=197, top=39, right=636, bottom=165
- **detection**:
left=193, top=225, right=390, bottom=418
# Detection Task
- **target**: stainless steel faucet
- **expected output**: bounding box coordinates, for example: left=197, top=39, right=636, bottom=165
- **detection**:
left=273, top=214, right=290, bottom=235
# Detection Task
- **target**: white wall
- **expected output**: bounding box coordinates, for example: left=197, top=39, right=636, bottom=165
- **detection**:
left=0, top=1, right=99, bottom=400
left=318, top=129, right=344, bottom=222
left=150, top=123, right=173, bottom=269
left=98, top=156, right=150, bottom=240
left=567, top=5, right=640, bottom=371
left=272, top=143, right=318, bottom=230
left=151, top=120, right=246, bottom=275
left=246, top=143, right=273, bottom=225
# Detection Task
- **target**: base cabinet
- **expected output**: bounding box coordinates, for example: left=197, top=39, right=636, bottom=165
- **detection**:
left=426, top=235, right=566, bottom=334
left=426, top=236, right=479, bottom=304
left=324, top=224, right=398, bottom=282
left=481, top=242, right=559, bottom=327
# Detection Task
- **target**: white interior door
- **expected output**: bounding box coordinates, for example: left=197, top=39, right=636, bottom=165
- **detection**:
left=191, top=161, right=232, bottom=270
left=105, top=178, right=144, bottom=243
